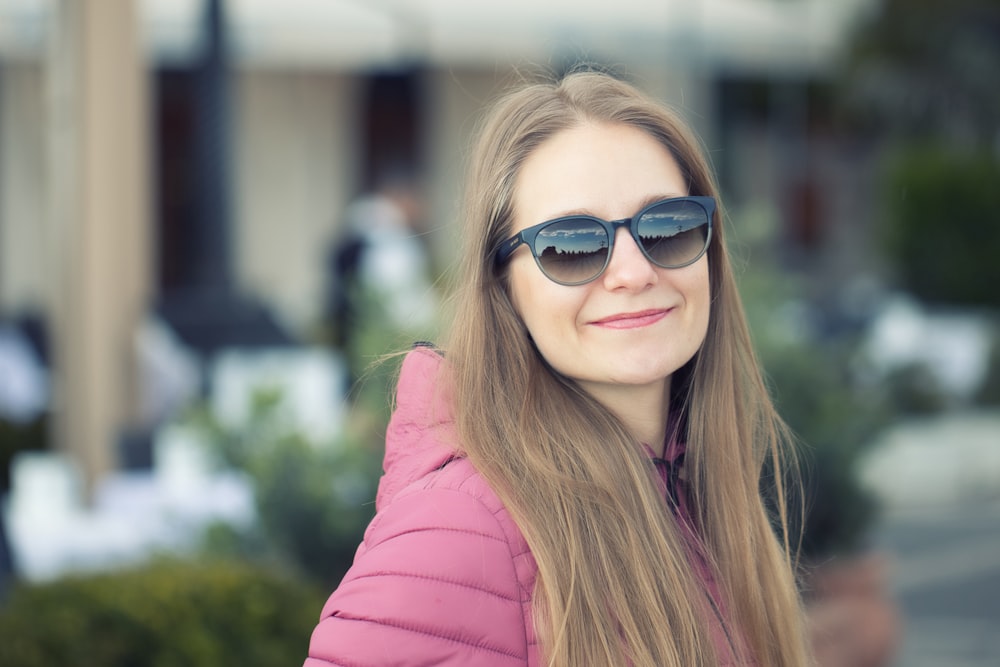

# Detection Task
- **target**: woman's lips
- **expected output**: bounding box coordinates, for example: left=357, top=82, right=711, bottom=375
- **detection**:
left=591, top=309, right=670, bottom=329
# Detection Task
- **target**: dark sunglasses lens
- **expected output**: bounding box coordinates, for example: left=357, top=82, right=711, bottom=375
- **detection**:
left=637, top=200, right=710, bottom=268
left=533, top=218, right=610, bottom=284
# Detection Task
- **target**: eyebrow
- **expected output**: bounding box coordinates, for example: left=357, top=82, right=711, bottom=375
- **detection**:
left=545, top=193, right=688, bottom=221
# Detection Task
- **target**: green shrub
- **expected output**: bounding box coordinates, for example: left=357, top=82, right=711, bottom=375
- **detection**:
left=735, top=227, right=892, bottom=560
left=0, top=558, right=325, bottom=667
left=184, top=387, right=382, bottom=589
left=760, top=338, right=889, bottom=559
left=881, top=146, right=1000, bottom=308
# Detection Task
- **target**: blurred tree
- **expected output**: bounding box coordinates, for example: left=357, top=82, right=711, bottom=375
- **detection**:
left=839, top=0, right=1000, bottom=147
left=881, top=146, right=1000, bottom=307
left=837, top=0, right=1000, bottom=308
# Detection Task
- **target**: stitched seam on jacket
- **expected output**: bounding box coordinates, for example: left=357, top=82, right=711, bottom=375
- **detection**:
left=377, top=524, right=508, bottom=545
left=347, top=570, right=519, bottom=602
left=331, top=614, right=525, bottom=660
left=368, top=461, right=533, bottom=663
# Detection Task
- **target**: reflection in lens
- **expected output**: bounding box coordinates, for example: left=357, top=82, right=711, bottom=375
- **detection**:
left=534, top=218, right=609, bottom=284
left=638, top=201, right=709, bottom=268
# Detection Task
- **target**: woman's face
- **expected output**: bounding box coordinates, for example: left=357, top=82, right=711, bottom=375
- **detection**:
left=507, top=121, right=711, bottom=409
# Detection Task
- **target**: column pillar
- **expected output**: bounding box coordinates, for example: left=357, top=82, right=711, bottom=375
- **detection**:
left=47, top=0, right=151, bottom=497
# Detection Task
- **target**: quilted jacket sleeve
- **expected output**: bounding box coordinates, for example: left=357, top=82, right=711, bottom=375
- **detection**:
left=304, top=481, right=533, bottom=667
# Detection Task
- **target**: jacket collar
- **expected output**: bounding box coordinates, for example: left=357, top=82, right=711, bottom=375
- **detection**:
left=376, top=344, right=689, bottom=508
left=376, top=344, right=459, bottom=509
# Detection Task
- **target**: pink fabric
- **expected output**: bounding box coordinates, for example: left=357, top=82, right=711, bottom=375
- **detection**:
left=304, top=345, right=749, bottom=666
left=305, top=346, right=539, bottom=666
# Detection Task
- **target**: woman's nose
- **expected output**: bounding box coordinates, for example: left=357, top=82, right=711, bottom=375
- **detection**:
left=600, top=227, right=658, bottom=291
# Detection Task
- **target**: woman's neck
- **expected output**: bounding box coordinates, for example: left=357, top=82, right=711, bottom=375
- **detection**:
left=581, top=379, right=671, bottom=456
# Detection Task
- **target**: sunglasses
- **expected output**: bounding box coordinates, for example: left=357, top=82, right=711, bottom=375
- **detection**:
left=493, top=196, right=715, bottom=285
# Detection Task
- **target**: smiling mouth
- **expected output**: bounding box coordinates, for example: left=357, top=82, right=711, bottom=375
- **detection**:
left=591, top=309, right=670, bottom=329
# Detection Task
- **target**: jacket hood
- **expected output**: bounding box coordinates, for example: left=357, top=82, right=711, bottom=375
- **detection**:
left=376, top=345, right=460, bottom=509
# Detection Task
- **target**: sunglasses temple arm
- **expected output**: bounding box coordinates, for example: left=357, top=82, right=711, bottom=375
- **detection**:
left=494, top=235, right=523, bottom=266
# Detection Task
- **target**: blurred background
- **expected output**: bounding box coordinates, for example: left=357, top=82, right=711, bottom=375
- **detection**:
left=0, top=0, right=997, bottom=665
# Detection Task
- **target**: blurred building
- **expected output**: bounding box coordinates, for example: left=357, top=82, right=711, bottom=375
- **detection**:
left=0, top=0, right=875, bottom=492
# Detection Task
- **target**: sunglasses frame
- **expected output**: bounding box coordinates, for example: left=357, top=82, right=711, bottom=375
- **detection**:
left=493, top=195, right=716, bottom=286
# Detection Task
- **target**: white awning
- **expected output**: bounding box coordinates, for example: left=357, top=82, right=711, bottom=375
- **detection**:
left=0, top=0, right=875, bottom=74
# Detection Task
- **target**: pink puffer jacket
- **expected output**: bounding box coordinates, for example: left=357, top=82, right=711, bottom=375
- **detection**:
left=304, top=345, right=747, bottom=666
left=304, top=345, right=541, bottom=666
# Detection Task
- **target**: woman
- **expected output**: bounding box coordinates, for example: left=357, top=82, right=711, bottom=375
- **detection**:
left=305, top=70, right=812, bottom=666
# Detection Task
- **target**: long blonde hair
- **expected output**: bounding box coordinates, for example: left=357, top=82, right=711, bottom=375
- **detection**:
left=443, top=70, right=811, bottom=666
